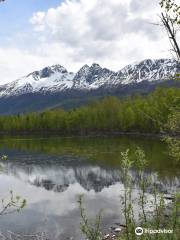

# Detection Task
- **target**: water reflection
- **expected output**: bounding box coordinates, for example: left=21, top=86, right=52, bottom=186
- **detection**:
left=0, top=136, right=179, bottom=239
left=1, top=159, right=179, bottom=194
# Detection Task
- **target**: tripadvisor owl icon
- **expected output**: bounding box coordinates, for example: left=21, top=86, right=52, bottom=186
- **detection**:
left=135, top=227, right=144, bottom=236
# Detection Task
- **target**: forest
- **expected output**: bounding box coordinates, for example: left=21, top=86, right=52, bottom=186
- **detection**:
left=0, top=87, right=179, bottom=135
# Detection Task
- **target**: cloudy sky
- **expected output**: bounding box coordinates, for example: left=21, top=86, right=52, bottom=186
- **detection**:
left=0, top=0, right=173, bottom=84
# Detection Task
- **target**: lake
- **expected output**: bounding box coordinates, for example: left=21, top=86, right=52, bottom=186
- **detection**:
left=0, top=135, right=179, bottom=240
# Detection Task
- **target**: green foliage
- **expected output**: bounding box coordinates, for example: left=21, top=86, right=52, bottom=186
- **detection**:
left=78, top=195, right=103, bottom=240
left=173, top=73, right=180, bottom=81
left=79, top=148, right=180, bottom=240
left=0, top=190, right=26, bottom=216
left=164, top=110, right=180, bottom=162
left=165, top=110, right=180, bottom=134
left=134, top=147, right=147, bottom=170
left=0, top=87, right=179, bottom=135
left=0, top=155, right=26, bottom=216
left=166, top=137, right=180, bottom=161
left=159, top=0, right=180, bottom=60
left=160, top=0, right=180, bottom=24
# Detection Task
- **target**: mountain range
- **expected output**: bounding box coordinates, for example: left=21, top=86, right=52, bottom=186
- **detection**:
left=0, top=58, right=179, bottom=115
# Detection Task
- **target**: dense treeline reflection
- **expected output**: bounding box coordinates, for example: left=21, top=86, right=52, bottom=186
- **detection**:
left=0, top=87, right=179, bottom=134
left=0, top=136, right=179, bottom=178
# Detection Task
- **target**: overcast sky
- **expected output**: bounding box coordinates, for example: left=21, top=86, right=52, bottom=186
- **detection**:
left=0, top=0, right=175, bottom=84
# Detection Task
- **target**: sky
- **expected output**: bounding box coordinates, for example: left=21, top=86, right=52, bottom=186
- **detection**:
left=0, top=0, right=175, bottom=84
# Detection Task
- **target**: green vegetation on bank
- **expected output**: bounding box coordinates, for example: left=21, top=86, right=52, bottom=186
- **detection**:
left=79, top=147, right=180, bottom=240
left=0, top=87, right=179, bottom=134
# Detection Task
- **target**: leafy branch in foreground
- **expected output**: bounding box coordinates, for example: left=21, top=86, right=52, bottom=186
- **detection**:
left=0, top=155, right=26, bottom=216
left=79, top=147, right=180, bottom=240
left=0, top=190, right=26, bottom=216
left=78, top=195, right=103, bottom=240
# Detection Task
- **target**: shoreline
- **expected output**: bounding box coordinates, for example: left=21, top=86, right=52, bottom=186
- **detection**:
left=0, top=131, right=171, bottom=139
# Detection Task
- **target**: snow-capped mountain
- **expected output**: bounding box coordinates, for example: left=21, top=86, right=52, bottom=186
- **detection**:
left=0, top=58, right=179, bottom=115
left=73, top=63, right=116, bottom=89
left=0, top=64, right=75, bottom=97
left=0, top=58, right=179, bottom=98
left=118, top=58, right=179, bottom=84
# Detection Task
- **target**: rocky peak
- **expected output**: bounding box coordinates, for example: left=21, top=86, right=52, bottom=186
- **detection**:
left=39, top=65, right=68, bottom=78
left=26, top=65, right=68, bottom=80
left=74, top=63, right=114, bottom=85
left=39, top=67, right=54, bottom=78
left=50, top=64, right=68, bottom=74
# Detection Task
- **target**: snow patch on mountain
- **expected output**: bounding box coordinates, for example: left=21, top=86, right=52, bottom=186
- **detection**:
left=118, top=59, right=179, bottom=84
left=0, top=65, right=75, bottom=97
left=0, top=59, right=179, bottom=98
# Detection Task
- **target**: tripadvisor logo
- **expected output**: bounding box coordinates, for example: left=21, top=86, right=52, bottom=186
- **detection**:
left=135, top=227, right=143, bottom=236
left=135, top=227, right=173, bottom=235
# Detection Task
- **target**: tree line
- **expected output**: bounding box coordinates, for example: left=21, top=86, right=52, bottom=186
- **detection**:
left=0, top=87, right=179, bottom=135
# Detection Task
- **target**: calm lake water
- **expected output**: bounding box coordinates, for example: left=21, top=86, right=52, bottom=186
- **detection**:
left=0, top=135, right=179, bottom=239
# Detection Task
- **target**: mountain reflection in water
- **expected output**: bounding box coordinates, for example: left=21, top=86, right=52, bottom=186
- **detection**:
left=1, top=160, right=179, bottom=194
left=0, top=136, right=179, bottom=240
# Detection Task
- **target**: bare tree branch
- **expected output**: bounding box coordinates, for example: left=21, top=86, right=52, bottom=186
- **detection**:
left=159, top=0, right=180, bottom=61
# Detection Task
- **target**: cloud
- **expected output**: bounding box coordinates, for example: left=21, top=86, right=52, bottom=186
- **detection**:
left=28, top=0, right=169, bottom=66
left=30, top=11, right=46, bottom=31
left=0, top=43, right=90, bottom=84
left=0, top=0, right=172, bottom=84
left=30, top=0, right=160, bottom=44
left=0, top=47, right=46, bottom=85
left=130, top=0, right=158, bottom=13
